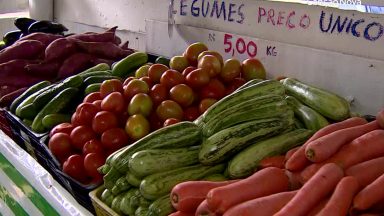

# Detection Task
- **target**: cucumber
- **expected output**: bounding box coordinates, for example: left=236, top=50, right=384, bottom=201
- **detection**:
left=282, top=78, right=350, bottom=121
left=22, top=119, right=33, bottom=127
left=18, top=103, right=38, bottom=119
left=140, top=164, right=225, bottom=200
left=100, top=188, right=114, bottom=207
left=286, top=96, right=329, bottom=131
left=32, top=75, right=83, bottom=111
left=112, top=52, right=148, bottom=78
left=139, top=196, right=151, bottom=207
left=10, top=80, right=51, bottom=113
left=103, top=167, right=123, bottom=191
left=31, top=88, right=78, bottom=133
left=126, top=172, right=143, bottom=187
left=199, top=117, right=293, bottom=165
left=84, top=83, right=101, bottom=95
left=294, top=117, right=305, bottom=129
left=120, top=189, right=139, bottom=216
left=199, top=80, right=285, bottom=125
left=155, top=56, right=170, bottom=67
left=135, top=206, right=149, bottom=216
left=83, top=75, right=121, bottom=86
left=42, top=114, right=71, bottom=129
left=203, top=173, right=229, bottom=181
left=100, top=146, right=127, bottom=174
left=202, top=95, right=288, bottom=137
left=147, top=194, right=175, bottom=216
left=15, top=84, right=56, bottom=117
left=111, top=192, right=126, bottom=215
left=79, top=70, right=111, bottom=79
left=111, top=176, right=131, bottom=195
left=128, top=189, right=142, bottom=214
left=78, top=63, right=110, bottom=76
left=233, top=78, right=263, bottom=93
left=228, top=129, right=314, bottom=178
left=129, top=146, right=200, bottom=178
left=111, top=121, right=202, bottom=173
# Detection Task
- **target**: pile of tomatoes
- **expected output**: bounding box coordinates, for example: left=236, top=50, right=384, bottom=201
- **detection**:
left=47, top=42, right=266, bottom=185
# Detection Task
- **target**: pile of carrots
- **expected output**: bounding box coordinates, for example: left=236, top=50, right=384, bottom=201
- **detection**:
left=168, top=109, right=384, bottom=216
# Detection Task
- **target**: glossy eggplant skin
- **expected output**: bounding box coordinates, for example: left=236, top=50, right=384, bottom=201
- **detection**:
left=14, top=17, right=37, bottom=33
left=3, top=30, right=23, bottom=46
left=28, top=20, right=68, bottom=34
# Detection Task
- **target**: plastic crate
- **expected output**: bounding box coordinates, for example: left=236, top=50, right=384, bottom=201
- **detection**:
left=0, top=109, right=13, bottom=138
left=89, top=186, right=119, bottom=216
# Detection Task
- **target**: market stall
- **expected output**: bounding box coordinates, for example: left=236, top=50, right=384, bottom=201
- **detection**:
left=0, top=0, right=383, bottom=215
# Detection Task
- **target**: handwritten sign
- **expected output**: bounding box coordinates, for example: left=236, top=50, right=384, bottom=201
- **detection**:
left=173, top=0, right=384, bottom=61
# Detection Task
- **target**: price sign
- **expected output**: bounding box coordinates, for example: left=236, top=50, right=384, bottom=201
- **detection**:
left=224, top=33, right=258, bottom=58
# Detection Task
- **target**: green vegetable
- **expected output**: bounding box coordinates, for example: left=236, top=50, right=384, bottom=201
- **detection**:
left=78, top=63, right=110, bottom=75
left=83, top=75, right=121, bottom=86
left=103, top=167, right=123, bottom=191
left=112, top=52, right=148, bottom=78
left=10, top=80, right=51, bottom=113
left=120, top=189, right=139, bottom=215
left=111, top=176, right=131, bottom=195
left=111, top=192, right=126, bottom=215
left=203, top=173, right=229, bottom=181
left=15, top=84, right=55, bottom=117
left=79, top=70, right=111, bottom=79
left=84, top=83, right=101, bottom=95
left=147, top=194, right=175, bottom=216
left=155, top=56, right=170, bottom=67
left=41, top=114, right=71, bottom=129
left=135, top=206, right=149, bottom=216
left=126, top=172, right=143, bottom=187
left=100, top=188, right=114, bottom=207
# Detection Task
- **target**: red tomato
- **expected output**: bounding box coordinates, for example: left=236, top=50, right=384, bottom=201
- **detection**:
left=199, top=98, right=218, bottom=114
left=226, top=77, right=247, bottom=95
left=163, top=118, right=181, bottom=127
left=92, top=111, right=119, bottom=134
left=63, top=154, right=87, bottom=183
left=83, top=139, right=104, bottom=155
left=186, top=68, right=210, bottom=89
left=125, top=114, right=150, bottom=141
left=123, top=79, right=149, bottom=99
left=99, top=79, right=124, bottom=98
left=149, top=84, right=168, bottom=106
left=156, top=100, right=184, bottom=122
left=76, top=103, right=100, bottom=126
left=149, top=112, right=163, bottom=131
left=220, top=58, right=241, bottom=83
left=200, top=79, right=226, bottom=100
left=71, top=113, right=81, bottom=127
left=198, top=55, right=221, bottom=78
left=183, top=106, right=200, bottom=121
left=49, top=123, right=74, bottom=137
left=83, top=92, right=102, bottom=103
left=160, top=69, right=185, bottom=89
left=70, top=126, right=96, bottom=150
left=92, top=100, right=102, bottom=110
left=84, top=153, right=106, bottom=178
left=49, top=133, right=73, bottom=160
left=139, top=76, right=153, bottom=88
left=101, top=92, right=126, bottom=113
left=148, top=64, right=169, bottom=84
left=181, top=66, right=197, bottom=78
left=101, top=128, right=129, bottom=150
left=123, top=76, right=135, bottom=86
left=169, top=84, right=195, bottom=107
left=128, top=93, right=153, bottom=117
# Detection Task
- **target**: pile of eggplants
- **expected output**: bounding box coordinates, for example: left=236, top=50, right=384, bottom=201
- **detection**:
left=1, top=18, right=68, bottom=48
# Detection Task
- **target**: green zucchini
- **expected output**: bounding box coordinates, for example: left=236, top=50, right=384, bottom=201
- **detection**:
left=228, top=129, right=314, bottom=178
left=42, top=114, right=71, bottom=129
left=233, top=78, right=263, bottom=92
left=281, top=78, right=350, bottom=121
left=111, top=176, right=131, bottom=195
left=140, top=164, right=225, bottom=200
left=112, top=52, right=148, bottom=78
left=84, top=83, right=101, bottom=95
left=99, top=146, right=127, bottom=174
left=126, top=172, right=143, bottom=187
left=79, top=70, right=111, bottom=79
left=111, top=121, right=202, bottom=173
left=294, top=117, right=305, bottom=129
left=103, top=167, right=123, bottom=191
left=32, top=75, right=83, bottom=111
left=111, top=192, right=125, bottom=215
left=128, top=189, right=142, bottom=214
left=10, top=80, right=51, bottom=113
left=203, top=173, right=229, bottom=181
left=129, top=146, right=200, bottom=177
left=139, top=196, right=151, bottom=208
left=15, top=84, right=56, bottom=117
left=135, top=206, right=149, bottom=216
left=119, top=188, right=138, bottom=216
left=286, top=96, right=329, bottom=131
left=31, top=87, right=78, bottom=133
left=199, top=117, right=293, bottom=165
left=78, top=63, right=110, bottom=76
left=147, top=194, right=175, bottom=216
left=199, top=80, right=285, bottom=125
left=83, top=75, right=121, bottom=86
left=202, top=95, right=288, bottom=137
left=100, top=188, right=114, bottom=207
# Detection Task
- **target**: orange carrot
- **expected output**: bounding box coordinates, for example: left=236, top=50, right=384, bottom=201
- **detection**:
left=300, top=130, right=384, bottom=182
left=316, top=176, right=360, bottom=216
left=223, top=191, right=297, bottom=216
left=305, top=121, right=380, bottom=163
left=346, top=157, right=384, bottom=187
left=171, top=180, right=238, bottom=212
left=285, top=146, right=300, bottom=161
left=377, top=108, right=384, bottom=129
left=284, top=170, right=303, bottom=190
left=307, top=198, right=329, bottom=216
left=206, top=167, right=289, bottom=214
left=274, top=163, right=344, bottom=216
left=352, top=173, right=384, bottom=212
left=195, top=200, right=217, bottom=216
left=168, top=211, right=195, bottom=216
left=285, top=117, right=368, bottom=171
left=259, top=155, right=286, bottom=169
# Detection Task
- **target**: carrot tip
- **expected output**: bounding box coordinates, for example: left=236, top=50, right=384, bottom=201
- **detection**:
left=305, top=149, right=315, bottom=161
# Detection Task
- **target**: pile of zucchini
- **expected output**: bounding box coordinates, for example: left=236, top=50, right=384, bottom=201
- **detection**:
left=9, top=63, right=120, bottom=133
